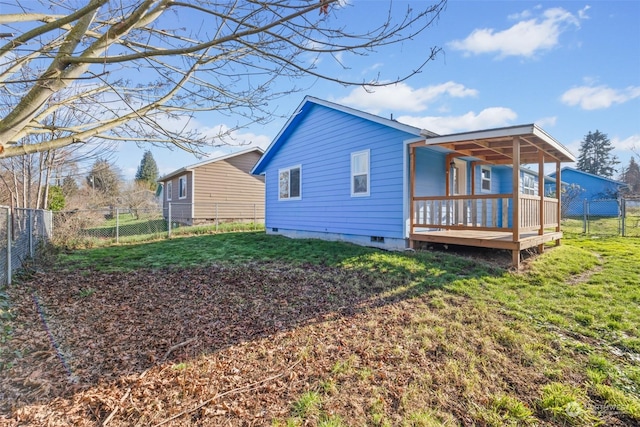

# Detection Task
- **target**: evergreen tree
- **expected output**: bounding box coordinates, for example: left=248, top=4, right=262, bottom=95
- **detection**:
left=576, top=130, right=619, bottom=178
left=47, top=186, right=66, bottom=211
left=135, top=150, right=159, bottom=190
left=87, top=159, right=121, bottom=199
left=61, top=175, right=78, bottom=198
left=620, top=156, right=640, bottom=195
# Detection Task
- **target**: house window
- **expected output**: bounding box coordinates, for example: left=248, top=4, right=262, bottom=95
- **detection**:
left=166, top=181, right=172, bottom=200
left=481, top=166, right=491, bottom=192
left=523, top=174, right=536, bottom=195
left=178, top=176, right=187, bottom=199
left=351, top=150, right=370, bottom=196
left=279, top=165, right=301, bottom=200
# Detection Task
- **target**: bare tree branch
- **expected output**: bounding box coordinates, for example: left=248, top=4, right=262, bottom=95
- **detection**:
left=0, top=0, right=447, bottom=158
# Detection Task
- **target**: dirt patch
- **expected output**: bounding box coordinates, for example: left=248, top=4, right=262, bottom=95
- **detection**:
left=0, top=262, right=598, bottom=425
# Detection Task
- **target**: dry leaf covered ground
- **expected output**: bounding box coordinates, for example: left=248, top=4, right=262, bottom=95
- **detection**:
left=0, top=233, right=638, bottom=426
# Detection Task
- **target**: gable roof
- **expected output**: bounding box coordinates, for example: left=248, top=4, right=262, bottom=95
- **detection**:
left=549, top=167, right=627, bottom=187
left=252, top=96, right=423, bottom=175
left=159, top=146, right=264, bottom=182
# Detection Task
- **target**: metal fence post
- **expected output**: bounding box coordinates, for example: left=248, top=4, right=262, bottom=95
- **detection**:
left=215, top=203, right=219, bottom=232
left=28, top=209, right=34, bottom=258
left=583, top=199, right=587, bottom=234
left=167, top=203, right=172, bottom=238
left=621, top=198, right=626, bottom=237
left=7, top=208, right=11, bottom=286
left=116, top=208, right=120, bottom=244
left=253, top=203, right=256, bottom=229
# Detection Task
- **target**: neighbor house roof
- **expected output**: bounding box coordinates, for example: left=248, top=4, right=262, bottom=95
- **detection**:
left=252, top=96, right=424, bottom=175
left=419, top=124, right=576, bottom=164
left=548, top=167, right=628, bottom=187
left=159, top=147, right=264, bottom=182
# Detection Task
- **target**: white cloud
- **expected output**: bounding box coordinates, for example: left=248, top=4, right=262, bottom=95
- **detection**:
left=335, top=81, right=478, bottom=114
left=612, top=134, right=640, bottom=152
left=397, top=107, right=517, bottom=135
left=449, top=7, right=582, bottom=58
left=560, top=85, right=640, bottom=110
left=578, top=5, right=591, bottom=20
left=535, top=116, right=557, bottom=128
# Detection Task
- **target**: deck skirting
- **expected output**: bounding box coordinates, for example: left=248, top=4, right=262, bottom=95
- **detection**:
left=410, top=230, right=562, bottom=250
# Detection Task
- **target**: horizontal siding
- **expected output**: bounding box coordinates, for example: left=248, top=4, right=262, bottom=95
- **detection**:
left=193, top=151, right=264, bottom=220
left=414, top=149, right=446, bottom=197
left=263, top=104, right=417, bottom=238
left=162, top=172, right=193, bottom=211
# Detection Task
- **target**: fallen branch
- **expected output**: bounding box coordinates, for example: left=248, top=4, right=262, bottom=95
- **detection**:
left=102, top=387, right=131, bottom=426
left=153, top=358, right=302, bottom=426
left=161, top=337, right=197, bottom=361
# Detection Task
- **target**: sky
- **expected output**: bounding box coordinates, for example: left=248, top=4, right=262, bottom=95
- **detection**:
left=112, top=0, right=640, bottom=181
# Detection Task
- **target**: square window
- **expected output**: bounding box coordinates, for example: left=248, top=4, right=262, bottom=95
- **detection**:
left=278, top=166, right=302, bottom=200
left=523, top=174, right=536, bottom=195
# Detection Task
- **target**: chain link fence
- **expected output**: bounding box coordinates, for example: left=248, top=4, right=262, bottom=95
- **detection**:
left=561, top=197, right=640, bottom=237
left=53, top=202, right=264, bottom=247
left=0, top=206, right=54, bottom=286
left=53, top=207, right=167, bottom=244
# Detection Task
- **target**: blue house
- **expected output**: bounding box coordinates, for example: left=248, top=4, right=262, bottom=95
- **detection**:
left=252, top=97, right=576, bottom=268
left=549, top=167, right=628, bottom=217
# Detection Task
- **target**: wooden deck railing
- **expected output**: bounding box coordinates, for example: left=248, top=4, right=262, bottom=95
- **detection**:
left=519, top=195, right=559, bottom=231
left=412, top=194, right=559, bottom=232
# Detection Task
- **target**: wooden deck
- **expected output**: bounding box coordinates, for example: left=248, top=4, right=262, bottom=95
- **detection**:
left=410, top=229, right=563, bottom=267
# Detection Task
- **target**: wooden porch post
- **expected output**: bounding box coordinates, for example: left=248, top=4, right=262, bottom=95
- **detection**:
left=537, top=151, right=545, bottom=253
left=409, top=145, right=416, bottom=248
left=512, top=136, right=521, bottom=268
left=556, top=160, right=562, bottom=246
left=470, top=162, right=476, bottom=196
left=445, top=154, right=452, bottom=196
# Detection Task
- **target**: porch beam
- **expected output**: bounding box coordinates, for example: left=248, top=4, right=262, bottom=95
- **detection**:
left=438, top=146, right=490, bottom=161
left=521, top=136, right=564, bottom=163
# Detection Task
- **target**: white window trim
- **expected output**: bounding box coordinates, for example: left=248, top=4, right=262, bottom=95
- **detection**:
left=481, top=166, right=492, bottom=193
left=523, top=173, right=536, bottom=195
left=351, top=149, right=370, bottom=197
left=166, top=181, right=172, bottom=201
left=278, top=165, right=302, bottom=201
left=178, top=175, right=187, bottom=199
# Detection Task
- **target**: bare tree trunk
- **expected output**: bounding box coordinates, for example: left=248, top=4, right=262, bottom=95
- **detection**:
left=9, top=158, right=19, bottom=208
left=36, top=152, right=45, bottom=209
left=42, top=150, right=56, bottom=210
left=20, top=157, right=27, bottom=208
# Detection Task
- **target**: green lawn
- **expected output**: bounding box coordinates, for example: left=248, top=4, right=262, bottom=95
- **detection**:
left=5, top=231, right=639, bottom=425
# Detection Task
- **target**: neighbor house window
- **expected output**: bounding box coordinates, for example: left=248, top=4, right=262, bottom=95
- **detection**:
left=351, top=149, right=370, bottom=196
left=279, top=165, right=301, bottom=200
left=481, top=166, right=491, bottom=192
left=523, top=174, right=536, bottom=195
left=166, top=181, right=172, bottom=200
left=178, top=176, right=187, bottom=199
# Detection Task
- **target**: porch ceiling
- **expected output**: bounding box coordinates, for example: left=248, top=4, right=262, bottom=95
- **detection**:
left=419, top=124, right=576, bottom=165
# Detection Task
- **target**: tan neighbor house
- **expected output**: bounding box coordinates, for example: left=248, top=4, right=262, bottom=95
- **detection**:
left=159, top=147, right=265, bottom=225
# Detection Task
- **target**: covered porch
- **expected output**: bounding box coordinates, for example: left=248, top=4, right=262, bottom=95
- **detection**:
left=408, top=124, right=576, bottom=268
